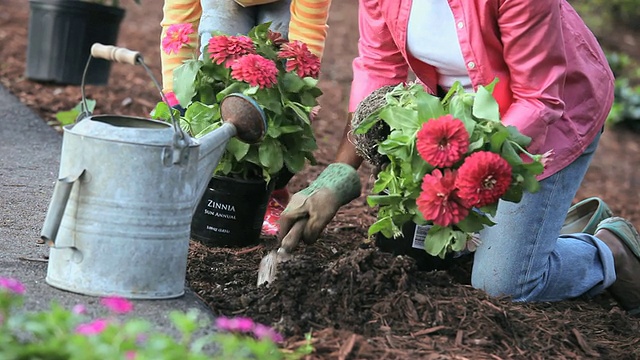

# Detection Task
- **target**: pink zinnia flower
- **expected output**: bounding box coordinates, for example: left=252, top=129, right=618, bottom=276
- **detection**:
left=0, top=277, right=25, bottom=295
left=162, top=23, right=195, bottom=55
left=416, top=114, right=469, bottom=168
left=101, top=296, right=133, bottom=314
left=416, top=169, right=469, bottom=227
left=72, top=304, right=87, bottom=315
left=230, top=54, right=278, bottom=89
left=208, top=35, right=256, bottom=67
left=456, top=151, right=512, bottom=208
left=215, top=316, right=255, bottom=333
left=277, top=40, right=321, bottom=79
left=253, top=323, right=284, bottom=343
left=75, top=318, right=109, bottom=335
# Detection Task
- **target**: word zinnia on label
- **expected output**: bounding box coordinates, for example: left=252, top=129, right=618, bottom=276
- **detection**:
left=207, top=200, right=236, bottom=212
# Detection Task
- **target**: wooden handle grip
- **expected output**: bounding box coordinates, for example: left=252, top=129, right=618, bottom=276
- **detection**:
left=90, top=43, right=141, bottom=65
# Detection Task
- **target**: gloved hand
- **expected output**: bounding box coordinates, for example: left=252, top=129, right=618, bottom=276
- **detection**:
left=278, top=163, right=361, bottom=253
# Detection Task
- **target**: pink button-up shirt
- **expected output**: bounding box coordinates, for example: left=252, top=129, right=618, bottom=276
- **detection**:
left=349, top=0, right=615, bottom=179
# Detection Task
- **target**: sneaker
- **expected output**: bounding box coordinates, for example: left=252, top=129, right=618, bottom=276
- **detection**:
left=261, top=189, right=290, bottom=237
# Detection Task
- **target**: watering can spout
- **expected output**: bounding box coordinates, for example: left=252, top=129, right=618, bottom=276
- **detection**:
left=40, top=171, right=85, bottom=245
left=194, top=94, right=267, bottom=209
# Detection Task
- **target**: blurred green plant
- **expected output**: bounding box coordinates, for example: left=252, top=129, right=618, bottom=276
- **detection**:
left=0, top=276, right=313, bottom=360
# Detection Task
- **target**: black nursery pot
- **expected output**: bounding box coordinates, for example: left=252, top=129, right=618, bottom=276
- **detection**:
left=191, top=176, right=275, bottom=247
left=26, top=0, right=125, bottom=85
left=375, top=221, right=459, bottom=272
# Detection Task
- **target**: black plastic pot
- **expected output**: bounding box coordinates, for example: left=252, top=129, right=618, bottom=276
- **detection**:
left=375, top=221, right=460, bottom=272
left=191, top=176, right=275, bottom=247
left=26, top=0, right=125, bottom=85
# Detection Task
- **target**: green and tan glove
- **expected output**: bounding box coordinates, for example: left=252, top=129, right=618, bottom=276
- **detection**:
left=278, top=163, right=361, bottom=253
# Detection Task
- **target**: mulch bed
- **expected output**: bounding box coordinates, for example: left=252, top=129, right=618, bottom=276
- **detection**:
left=2, top=1, right=640, bottom=359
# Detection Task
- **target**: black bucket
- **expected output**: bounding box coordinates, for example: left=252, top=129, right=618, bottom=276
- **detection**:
left=191, top=176, right=275, bottom=247
left=375, top=221, right=461, bottom=271
left=26, top=0, right=125, bottom=85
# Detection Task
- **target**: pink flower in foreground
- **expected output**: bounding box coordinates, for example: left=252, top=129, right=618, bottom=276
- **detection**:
left=72, top=304, right=87, bottom=315
left=125, top=351, right=137, bottom=360
left=230, top=54, right=278, bottom=89
left=216, top=316, right=255, bottom=333
left=416, top=114, right=469, bottom=168
left=75, top=318, right=109, bottom=335
left=416, top=169, right=469, bottom=227
left=101, top=296, right=133, bottom=314
left=0, top=277, right=25, bottom=295
left=278, top=40, right=321, bottom=79
left=253, top=323, right=284, bottom=343
left=162, top=23, right=195, bottom=55
left=456, top=151, right=512, bottom=208
left=208, top=35, right=256, bottom=67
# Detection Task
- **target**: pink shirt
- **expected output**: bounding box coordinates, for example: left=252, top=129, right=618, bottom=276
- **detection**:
left=349, top=0, right=615, bottom=179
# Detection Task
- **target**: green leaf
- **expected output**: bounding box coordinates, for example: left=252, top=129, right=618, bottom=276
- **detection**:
left=506, top=125, right=532, bottom=147
left=283, top=151, right=306, bottom=173
left=282, top=72, right=306, bottom=93
left=174, top=60, right=202, bottom=107
left=489, top=128, right=510, bottom=153
left=424, top=226, right=453, bottom=258
left=366, top=193, right=403, bottom=207
left=368, top=216, right=394, bottom=237
left=55, top=100, right=96, bottom=126
left=472, top=86, right=500, bottom=121
left=501, top=142, right=524, bottom=166
left=414, top=90, right=445, bottom=122
left=184, top=102, right=218, bottom=136
left=379, top=106, right=420, bottom=132
left=258, top=137, right=284, bottom=174
left=353, top=110, right=383, bottom=134
left=226, top=138, right=251, bottom=161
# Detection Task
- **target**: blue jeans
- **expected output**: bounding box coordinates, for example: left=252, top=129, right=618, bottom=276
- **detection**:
left=199, top=0, right=292, bottom=56
left=471, top=132, right=616, bottom=302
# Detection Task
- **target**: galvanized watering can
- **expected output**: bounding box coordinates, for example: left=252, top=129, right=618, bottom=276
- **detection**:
left=40, top=44, right=267, bottom=299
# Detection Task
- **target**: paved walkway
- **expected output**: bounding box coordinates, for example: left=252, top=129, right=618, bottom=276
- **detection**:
left=0, top=84, right=215, bottom=337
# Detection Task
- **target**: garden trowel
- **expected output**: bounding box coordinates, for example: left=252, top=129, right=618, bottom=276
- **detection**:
left=257, top=219, right=307, bottom=286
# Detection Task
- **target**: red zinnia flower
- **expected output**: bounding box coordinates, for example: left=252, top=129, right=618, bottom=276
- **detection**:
left=416, top=169, right=469, bottom=227
left=456, top=151, right=512, bottom=208
left=416, top=114, right=469, bottom=168
left=162, top=23, right=195, bottom=55
left=208, top=35, right=256, bottom=67
left=277, top=40, right=321, bottom=79
left=230, top=54, right=278, bottom=89
left=267, top=30, right=287, bottom=47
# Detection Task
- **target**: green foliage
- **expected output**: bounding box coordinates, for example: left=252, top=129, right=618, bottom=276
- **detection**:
left=605, top=51, right=640, bottom=131
left=152, top=23, right=321, bottom=183
left=0, top=278, right=313, bottom=360
left=354, top=82, right=545, bottom=257
left=55, top=100, right=97, bottom=126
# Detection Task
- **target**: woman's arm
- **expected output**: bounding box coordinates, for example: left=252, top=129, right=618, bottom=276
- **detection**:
left=336, top=0, right=409, bottom=167
left=160, top=0, right=202, bottom=93
left=497, top=0, right=567, bottom=154
left=288, top=0, right=332, bottom=59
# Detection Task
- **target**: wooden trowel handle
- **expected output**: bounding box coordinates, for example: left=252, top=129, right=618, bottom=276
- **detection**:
left=90, top=43, right=141, bottom=65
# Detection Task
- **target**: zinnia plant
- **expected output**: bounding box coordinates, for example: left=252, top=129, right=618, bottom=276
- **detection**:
left=153, top=22, right=322, bottom=182
left=0, top=276, right=312, bottom=360
left=354, top=82, right=550, bottom=257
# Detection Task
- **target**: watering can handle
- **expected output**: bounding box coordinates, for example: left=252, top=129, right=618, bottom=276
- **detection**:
left=90, top=43, right=141, bottom=65
left=79, top=43, right=188, bottom=150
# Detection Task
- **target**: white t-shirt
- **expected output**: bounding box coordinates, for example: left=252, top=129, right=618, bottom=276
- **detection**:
left=406, top=0, right=472, bottom=91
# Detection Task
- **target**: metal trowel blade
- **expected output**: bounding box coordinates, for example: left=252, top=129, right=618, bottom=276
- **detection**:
left=257, top=250, right=279, bottom=286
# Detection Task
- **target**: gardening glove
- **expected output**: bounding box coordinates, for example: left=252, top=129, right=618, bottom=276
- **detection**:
left=278, top=163, right=361, bottom=253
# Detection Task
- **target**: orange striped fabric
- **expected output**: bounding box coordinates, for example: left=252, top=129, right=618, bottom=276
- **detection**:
left=288, top=0, right=332, bottom=59
left=160, top=0, right=332, bottom=93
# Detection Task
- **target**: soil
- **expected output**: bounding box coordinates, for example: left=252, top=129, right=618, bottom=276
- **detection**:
left=3, top=1, right=640, bottom=359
